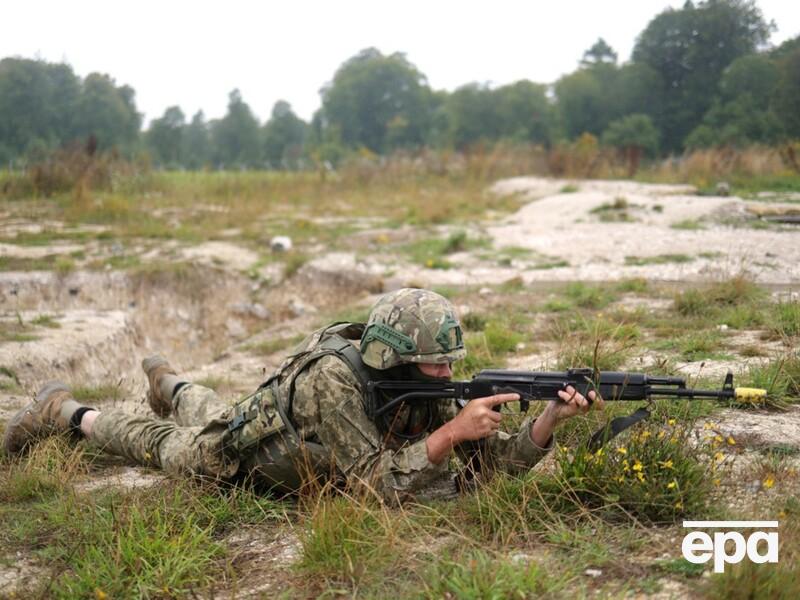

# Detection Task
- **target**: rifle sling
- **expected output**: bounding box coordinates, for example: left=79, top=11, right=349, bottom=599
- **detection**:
left=586, top=406, right=651, bottom=452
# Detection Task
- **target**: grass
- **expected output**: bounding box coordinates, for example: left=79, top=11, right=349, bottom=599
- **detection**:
left=0, top=438, right=288, bottom=598
left=71, top=384, right=124, bottom=403
left=625, top=253, right=694, bottom=266
left=670, top=219, right=706, bottom=230
left=244, top=334, right=306, bottom=356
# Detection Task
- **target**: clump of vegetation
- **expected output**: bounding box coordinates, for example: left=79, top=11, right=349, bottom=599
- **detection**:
left=404, top=230, right=488, bottom=270
left=708, top=496, right=800, bottom=599
left=625, top=253, right=694, bottom=266
left=555, top=418, right=724, bottom=523
left=674, top=276, right=763, bottom=317
left=615, top=278, right=649, bottom=294
left=297, top=493, right=403, bottom=587
left=422, top=550, right=553, bottom=598
left=670, top=219, right=706, bottom=230
left=739, top=354, right=800, bottom=406
left=553, top=313, right=640, bottom=370
left=454, top=318, right=525, bottom=379
left=590, top=196, right=636, bottom=222
left=564, top=282, right=615, bottom=309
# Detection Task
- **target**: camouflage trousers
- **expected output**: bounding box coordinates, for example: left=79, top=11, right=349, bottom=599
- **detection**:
left=90, top=384, right=240, bottom=479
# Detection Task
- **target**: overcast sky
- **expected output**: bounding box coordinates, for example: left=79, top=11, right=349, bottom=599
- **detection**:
left=5, top=0, right=799, bottom=127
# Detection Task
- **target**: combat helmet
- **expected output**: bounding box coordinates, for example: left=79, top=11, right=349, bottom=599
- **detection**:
left=360, top=288, right=466, bottom=370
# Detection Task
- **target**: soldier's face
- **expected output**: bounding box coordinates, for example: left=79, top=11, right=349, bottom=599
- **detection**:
left=417, top=362, right=453, bottom=379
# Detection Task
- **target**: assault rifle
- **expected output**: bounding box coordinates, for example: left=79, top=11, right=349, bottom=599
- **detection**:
left=366, top=368, right=767, bottom=449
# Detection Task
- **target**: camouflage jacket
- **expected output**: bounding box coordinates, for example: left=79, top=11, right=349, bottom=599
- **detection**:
left=289, top=354, right=554, bottom=503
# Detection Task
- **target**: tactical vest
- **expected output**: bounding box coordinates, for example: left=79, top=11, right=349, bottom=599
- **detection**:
left=224, top=322, right=372, bottom=492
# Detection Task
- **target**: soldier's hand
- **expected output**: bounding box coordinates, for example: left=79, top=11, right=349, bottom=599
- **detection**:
left=451, top=393, right=519, bottom=442
left=544, top=385, right=604, bottom=424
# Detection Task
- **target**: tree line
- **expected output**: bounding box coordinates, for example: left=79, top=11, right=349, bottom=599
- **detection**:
left=1, top=0, right=798, bottom=170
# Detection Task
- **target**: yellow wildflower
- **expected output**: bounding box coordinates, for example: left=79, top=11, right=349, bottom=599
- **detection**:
left=703, top=422, right=714, bottom=430
left=595, top=448, right=604, bottom=457
left=660, top=460, right=674, bottom=470
left=714, top=434, right=724, bottom=444
left=657, top=431, right=666, bottom=439
left=636, top=472, right=646, bottom=483
left=667, top=419, right=676, bottom=426
left=623, top=459, right=630, bottom=472
left=763, top=475, right=775, bottom=489
left=616, top=475, right=625, bottom=483
left=713, top=478, right=721, bottom=486
left=425, top=259, right=435, bottom=268
left=714, top=452, right=725, bottom=462
left=95, top=590, right=108, bottom=600
left=633, top=461, right=643, bottom=472
left=641, top=430, right=652, bottom=440
left=675, top=501, right=684, bottom=510
left=616, top=447, right=627, bottom=455
left=667, top=481, right=677, bottom=489
left=727, top=436, right=736, bottom=446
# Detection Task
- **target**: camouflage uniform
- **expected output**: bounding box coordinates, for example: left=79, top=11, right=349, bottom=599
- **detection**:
left=90, top=290, right=554, bottom=502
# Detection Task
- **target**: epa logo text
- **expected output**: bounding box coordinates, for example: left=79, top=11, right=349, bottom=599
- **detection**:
left=682, top=521, right=779, bottom=573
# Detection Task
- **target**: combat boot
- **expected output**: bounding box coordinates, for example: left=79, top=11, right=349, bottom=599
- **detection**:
left=3, top=381, right=83, bottom=455
left=142, top=355, right=182, bottom=418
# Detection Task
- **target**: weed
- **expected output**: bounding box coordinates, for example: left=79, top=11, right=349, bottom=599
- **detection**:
left=461, top=312, right=488, bottom=332
left=615, top=278, right=649, bottom=294
left=244, top=334, right=306, bottom=356
left=771, top=301, right=800, bottom=338
left=560, top=184, right=579, bottom=193
left=564, top=282, right=615, bottom=309
left=706, top=496, right=800, bottom=599
left=282, top=251, right=309, bottom=278
left=543, top=298, right=572, bottom=312
left=656, top=557, right=706, bottom=577
left=739, top=354, right=800, bottom=404
left=71, top=384, right=123, bottom=403
left=30, top=314, right=61, bottom=328
left=552, top=313, right=640, bottom=371
left=422, top=550, right=553, bottom=598
left=297, top=492, right=401, bottom=586
left=670, top=219, right=706, bottom=230
left=625, top=254, right=694, bottom=266
left=555, top=417, right=723, bottom=523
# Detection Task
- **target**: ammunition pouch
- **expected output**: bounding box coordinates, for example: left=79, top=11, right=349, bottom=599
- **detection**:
left=226, top=385, right=287, bottom=457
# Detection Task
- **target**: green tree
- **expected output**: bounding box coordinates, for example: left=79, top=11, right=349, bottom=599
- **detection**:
left=182, top=111, right=211, bottom=169
left=632, top=0, right=773, bottom=152
left=73, top=73, right=141, bottom=152
left=146, top=106, right=185, bottom=167
left=495, top=80, right=555, bottom=146
left=602, top=114, right=659, bottom=175
left=581, top=38, right=618, bottom=67
left=555, top=68, right=611, bottom=139
left=319, top=48, right=432, bottom=153
left=772, top=40, right=800, bottom=139
left=687, top=53, right=781, bottom=147
left=261, top=100, right=308, bottom=169
left=0, top=58, right=81, bottom=160
left=211, top=89, right=261, bottom=168
left=443, top=84, right=501, bottom=149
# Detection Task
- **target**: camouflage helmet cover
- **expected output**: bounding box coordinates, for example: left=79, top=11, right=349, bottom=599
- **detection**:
left=360, top=288, right=467, bottom=369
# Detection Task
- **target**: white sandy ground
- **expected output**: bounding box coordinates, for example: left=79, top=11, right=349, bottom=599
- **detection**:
left=384, top=177, right=800, bottom=288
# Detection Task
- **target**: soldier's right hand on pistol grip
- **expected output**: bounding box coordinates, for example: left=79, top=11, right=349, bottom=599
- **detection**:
left=451, top=393, right=519, bottom=441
